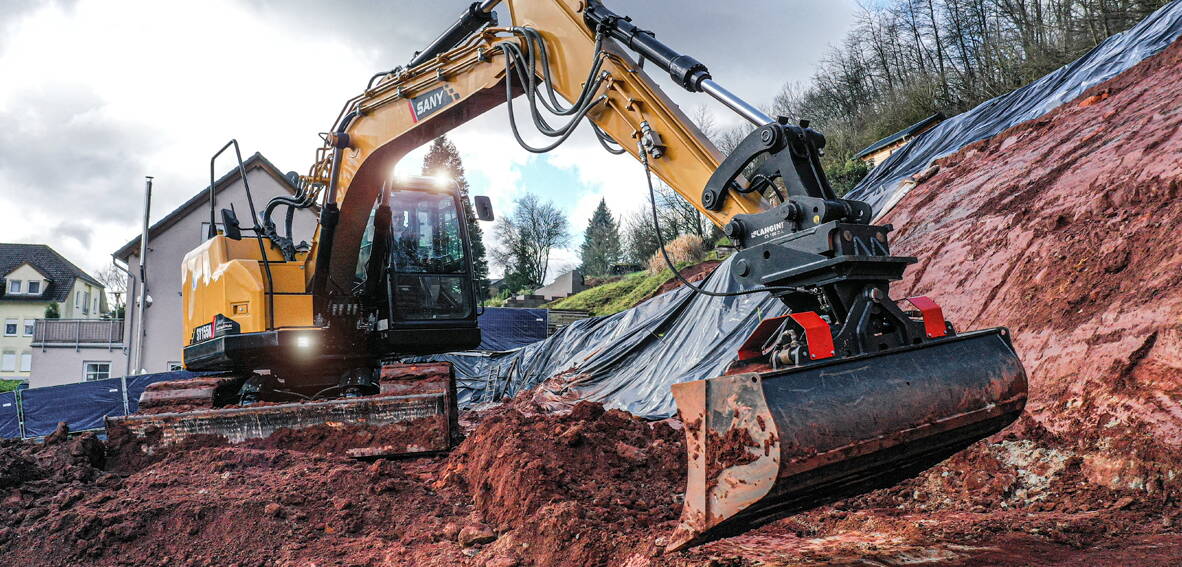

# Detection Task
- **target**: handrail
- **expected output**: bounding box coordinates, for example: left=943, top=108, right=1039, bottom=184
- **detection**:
left=209, top=140, right=276, bottom=330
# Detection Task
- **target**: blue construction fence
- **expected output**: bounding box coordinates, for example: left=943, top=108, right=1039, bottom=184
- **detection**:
left=0, top=370, right=211, bottom=439
left=0, top=307, right=550, bottom=439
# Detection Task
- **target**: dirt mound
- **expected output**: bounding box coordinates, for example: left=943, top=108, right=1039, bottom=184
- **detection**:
left=438, top=400, right=687, bottom=566
left=0, top=402, right=705, bottom=567
left=885, top=35, right=1182, bottom=485
left=653, top=260, right=721, bottom=296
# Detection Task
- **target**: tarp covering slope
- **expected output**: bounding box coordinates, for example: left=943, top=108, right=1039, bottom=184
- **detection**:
left=847, top=0, right=1182, bottom=216
left=428, top=258, right=782, bottom=419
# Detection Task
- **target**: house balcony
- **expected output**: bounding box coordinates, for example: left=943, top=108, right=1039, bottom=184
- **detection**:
left=31, top=319, right=125, bottom=350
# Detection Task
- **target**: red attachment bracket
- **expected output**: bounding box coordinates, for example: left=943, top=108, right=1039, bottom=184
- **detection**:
left=736, top=315, right=790, bottom=361
left=906, top=296, right=947, bottom=338
left=787, top=312, right=835, bottom=360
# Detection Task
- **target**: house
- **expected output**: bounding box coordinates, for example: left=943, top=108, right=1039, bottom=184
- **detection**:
left=854, top=113, right=946, bottom=168
left=111, top=152, right=319, bottom=376
left=532, top=269, right=587, bottom=301
left=486, top=277, right=506, bottom=300
left=0, top=243, right=108, bottom=383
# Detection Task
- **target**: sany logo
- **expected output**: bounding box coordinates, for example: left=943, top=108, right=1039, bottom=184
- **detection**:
left=409, top=86, right=457, bottom=122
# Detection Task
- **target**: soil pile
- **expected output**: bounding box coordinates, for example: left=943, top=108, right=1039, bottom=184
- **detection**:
left=0, top=403, right=702, bottom=567
left=885, top=34, right=1182, bottom=492
left=438, top=401, right=687, bottom=566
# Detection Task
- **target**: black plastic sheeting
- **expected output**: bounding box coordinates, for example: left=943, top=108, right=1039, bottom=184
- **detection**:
left=425, top=258, right=784, bottom=419
left=847, top=0, right=1182, bottom=216
left=477, top=307, right=548, bottom=351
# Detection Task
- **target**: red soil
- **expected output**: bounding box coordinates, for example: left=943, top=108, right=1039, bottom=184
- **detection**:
left=654, top=260, right=722, bottom=297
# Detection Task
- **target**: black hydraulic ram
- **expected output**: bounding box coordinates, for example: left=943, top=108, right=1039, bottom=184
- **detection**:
left=583, top=0, right=774, bottom=126
left=408, top=1, right=500, bottom=69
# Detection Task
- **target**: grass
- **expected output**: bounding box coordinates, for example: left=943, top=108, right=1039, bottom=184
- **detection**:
left=0, top=380, right=24, bottom=393
left=548, top=261, right=696, bottom=316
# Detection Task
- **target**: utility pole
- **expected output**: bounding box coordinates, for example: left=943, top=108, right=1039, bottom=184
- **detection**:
left=133, top=176, right=153, bottom=375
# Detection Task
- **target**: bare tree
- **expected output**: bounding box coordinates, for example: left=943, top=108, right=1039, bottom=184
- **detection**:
left=492, top=194, right=569, bottom=289
left=95, top=264, right=128, bottom=316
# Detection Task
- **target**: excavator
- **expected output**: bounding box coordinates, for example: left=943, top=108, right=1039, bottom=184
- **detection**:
left=105, top=0, right=1028, bottom=552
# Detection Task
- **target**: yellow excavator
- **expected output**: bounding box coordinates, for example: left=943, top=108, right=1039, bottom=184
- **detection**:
left=106, top=0, right=1028, bottom=551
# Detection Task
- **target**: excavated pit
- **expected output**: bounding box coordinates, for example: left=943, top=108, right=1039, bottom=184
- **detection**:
left=1, top=35, right=1182, bottom=567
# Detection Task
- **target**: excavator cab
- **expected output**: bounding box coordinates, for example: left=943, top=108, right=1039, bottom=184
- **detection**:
left=357, top=176, right=484, bottom=355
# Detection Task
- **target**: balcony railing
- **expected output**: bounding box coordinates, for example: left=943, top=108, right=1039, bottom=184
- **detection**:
left=32, top=319, right=125, bottom=348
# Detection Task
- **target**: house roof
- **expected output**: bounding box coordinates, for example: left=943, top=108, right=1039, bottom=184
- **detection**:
left=113, top=152, right=303, bottom=260
left=854, top=113, right=947, bottom=160
left=0, top=243, right=103, bottom=302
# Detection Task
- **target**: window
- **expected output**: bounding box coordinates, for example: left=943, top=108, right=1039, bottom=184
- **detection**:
left=3, top=319, right=16, bottom=337
left=93, top=297, right=99, bottom=313
left=19, top=353, right=31, bottom=373
left=167, top=361, right=184, bottom=371
left=75, top=291, right=83, bottom=309
left=0, top=353, right=14, bottom=372
left=7, top=280, right=21, bottom=294
left=83, top=361, right=111, bottom=381
left=22, top=319, right=34, bottom=337
left=27, top=280, right=40, bottom=295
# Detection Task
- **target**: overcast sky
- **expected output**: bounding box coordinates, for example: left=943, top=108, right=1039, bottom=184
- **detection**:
left=0, top=0, right=858, bottom=280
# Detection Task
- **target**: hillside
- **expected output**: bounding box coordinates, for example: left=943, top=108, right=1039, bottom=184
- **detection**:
left=548, top=260, right=721, bottom=316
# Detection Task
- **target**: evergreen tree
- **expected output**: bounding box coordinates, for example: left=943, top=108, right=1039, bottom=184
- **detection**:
left=578, top=198, right=622, bottom=277
left=421, top=136, right=490, bottom=298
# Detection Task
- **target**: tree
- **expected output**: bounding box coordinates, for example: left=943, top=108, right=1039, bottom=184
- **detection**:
left=44, top=302, right=60, bottom=319
left=95, top=264, right=128, bottom=317
left=421, top=136, right=489, bottom=297
left=578, top=199, right=623, bottom=277
left=492, top=194, right=569, bottom=290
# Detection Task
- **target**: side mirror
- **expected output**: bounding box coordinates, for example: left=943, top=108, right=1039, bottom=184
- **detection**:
left=473, top=196, right=494, bottom=222
left=221, top=208, right=242, bottom=240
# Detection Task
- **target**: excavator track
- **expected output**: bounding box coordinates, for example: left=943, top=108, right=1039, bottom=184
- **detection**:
left=136, top=375, right=247, bottom=414
left=107, top=363, right=460, bottom=458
